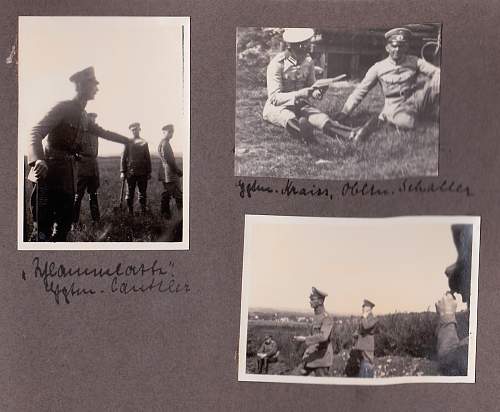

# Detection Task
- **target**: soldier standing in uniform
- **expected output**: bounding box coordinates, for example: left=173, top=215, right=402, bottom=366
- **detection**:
left=28, top=66, right=131, bottom=242
left=293, top=287, right=334, bottom=377
left=336, top=27, right=440, bottom=130
left=73, top=112, right=101, bottom=226
left=353, top=299, right=378, bottom=378
left=158, top=124, right=183, bottom=219
left=263, top=28, right=372, bottom=144
left=120, top=122, right=152, bottom=215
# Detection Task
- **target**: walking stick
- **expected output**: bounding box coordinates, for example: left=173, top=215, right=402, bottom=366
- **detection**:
left=119, top=177, right=125, bottom=210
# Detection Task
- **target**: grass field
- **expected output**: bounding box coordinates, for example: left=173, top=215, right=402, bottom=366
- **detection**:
left=23, top=156, right=183, bottom=242
left=234, top=83, right=439, bottom=180
left=245, top=311, right=469, bottom=377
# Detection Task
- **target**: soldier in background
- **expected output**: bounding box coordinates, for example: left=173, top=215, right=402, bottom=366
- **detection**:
left=353, top=299, right=378, bottom=378
left=263, top=28, right=372, bottom=144
left=73, top=112, right=101, bottom=226
left=337, top=27, right=440, bottom=130
left=293, top=287, right=334, bottom=376
left=158, top=124, right=183, bottom=219
left=120, top=122, right=152, bottom=215
left=28, top=66, right=131, bottom=241
left=256, top=334, right=279, bottom=374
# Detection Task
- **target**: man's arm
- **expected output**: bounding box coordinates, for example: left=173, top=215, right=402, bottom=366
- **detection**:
left=28, top=101, right=68, bottom=165
left=304, top=316, right=334, bottom=346
left=162, top=142, right=182, bottom=176
left=89, top=123, right=131, bottom=145
left=120, top=145, right=129, bottom=175
left=265, top=341, right=278, bottom=358
left=359, top=316, right=378, bottom=336
left=145, top=143, right=152, bottom=176
left=340, top=64, right=379, bottom=116
left=417, top=58, right=440, bottom=78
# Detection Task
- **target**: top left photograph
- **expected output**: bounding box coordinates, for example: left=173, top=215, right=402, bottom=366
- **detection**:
left=17, top=16, right=190, bottom=250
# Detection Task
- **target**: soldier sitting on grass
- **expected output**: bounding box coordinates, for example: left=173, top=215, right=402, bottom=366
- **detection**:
left=263, top=28, right=373, bottom=145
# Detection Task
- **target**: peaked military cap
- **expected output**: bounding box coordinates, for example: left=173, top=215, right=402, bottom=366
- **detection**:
left=362, top=299, right=375, bottom=308
left=310, top=287, right=328, bottom=299
left=162, top=124, right=174, bottom=131
left=283, top=28, right=314, bottom=44
left=69, top=66, right=99, bottom=84
left=385, top=28, right=412, bottom=44
left=129, top=122, right=141, bottom=130
left=87, top=112, right=98, bottom=119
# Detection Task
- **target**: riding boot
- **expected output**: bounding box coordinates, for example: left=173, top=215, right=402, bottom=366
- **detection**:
left=285, top=117, right=313, bottom=141
left=73, top=193, right=83, bottom=223
left=322, top=120, right=356, bottom=140
left=89, top=193, right=100, bottom=222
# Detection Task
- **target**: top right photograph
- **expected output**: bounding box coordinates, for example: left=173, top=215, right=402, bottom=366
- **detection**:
left=235, top=24, right=441, bottom=180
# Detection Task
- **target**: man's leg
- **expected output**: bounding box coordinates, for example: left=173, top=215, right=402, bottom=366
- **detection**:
left=257, top=358, right=263, bottom=374
left=263, top=102, right=312, bottom=140
left=30, top=182, right=53, bottom=241
left=73, top=177, right=87, bottom=224
left=87, top=175, right=100, bottom=222
left=301, top=105, right=358, bottom=141
left=52, top=191, right=74, bottom=241
left=312, top=367, right=330, bottom=377
left=137, top=177, right=148, bottom=214
left=126, top=176, right=137, bottom=215
left=161, top=182, right=172, bottom=218
left=263, top=358, right=269, bottom=374
left=414, top=73, right=440, bottom=120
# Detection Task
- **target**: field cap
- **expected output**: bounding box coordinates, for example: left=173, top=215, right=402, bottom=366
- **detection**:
left=310, top=287, right=328, bottom=299
left=362, top=299, right=375, bottom=308
left=69, top=66, right=99, bottom=84
left=87, top=112, right=98, bottom=120
left=283, top=28, right=314, bottom=44
left=385, top=28, right=412, bottom=44
left=264, top=334, right=272, bottom=339
left=162, top=124, right=174, bottom=131
left=129, top=122, right=141, bottom=130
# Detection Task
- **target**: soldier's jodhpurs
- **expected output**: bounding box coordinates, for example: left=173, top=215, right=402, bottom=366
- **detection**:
left=30, top=182, right=73, bottom=241
left=161, top=182, right=182, bottom=218
left=126, top=175, right=148, bottom=211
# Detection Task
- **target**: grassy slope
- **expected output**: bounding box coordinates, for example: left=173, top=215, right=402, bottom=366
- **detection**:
left=23, top=156, right=183, bottom=242
left=235, top=84, right=439, bottom=180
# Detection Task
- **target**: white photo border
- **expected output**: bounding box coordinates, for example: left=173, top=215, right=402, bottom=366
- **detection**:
left=238, top=215, right=480, bottom=385
left=17, top=16, right=190, bottom=251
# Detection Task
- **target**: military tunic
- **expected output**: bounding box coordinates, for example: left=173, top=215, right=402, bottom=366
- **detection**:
left=158, top=137, right=183, bottom=217
left=121, top=138, right=152, bottom=210
left=263, top=51, right=330, bottom=130
left=342, top=55, right=440, bottom=129
left=28, top=99, right=129, bottom=241
left=302, top=311, right=334, bottom=370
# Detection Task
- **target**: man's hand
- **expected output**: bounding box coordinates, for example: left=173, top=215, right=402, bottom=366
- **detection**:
left=435, top=292, right=458, bottom=316
left=293, top=335, right=306, bottom=342
left=120, top=172, right=126, bottom=180
left=311, top=89, right=323, bottom=100
left=33, top=160, right=48, bottom=180
left=295, top=87, right=312, bottom=100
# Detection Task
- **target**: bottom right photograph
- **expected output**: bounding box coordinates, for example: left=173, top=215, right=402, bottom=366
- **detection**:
left=238, top=215, right=480, bottom=385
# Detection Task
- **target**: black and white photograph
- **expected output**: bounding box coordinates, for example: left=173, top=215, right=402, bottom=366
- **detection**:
left=18, top=16, right=190, bottom=250
left=239, top=215, right=479, bottom=385
left=235, top=25, right=441, bottom=180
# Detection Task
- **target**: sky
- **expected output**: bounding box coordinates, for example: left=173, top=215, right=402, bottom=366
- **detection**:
left=18, top=16, right=188, bottom=157
left=244, top=217, right=475, bottom=315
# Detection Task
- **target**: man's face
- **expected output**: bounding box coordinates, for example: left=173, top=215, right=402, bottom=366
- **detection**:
left=79, top=80, right=99, bottom=100
left=265, top=336, right=271, bottom=344
left=362, top=305, right=372, bottom=315
left=446, top=225, right=472, bottom=305
left=132, top=127, right=141, bottom=138
left=289, top=41, right=311, bottom=61
left=309, top=295, right=323, bottom=309
left=162, top=128, right=173, bottom=140
left=386, top=41, right=409, bottom=63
